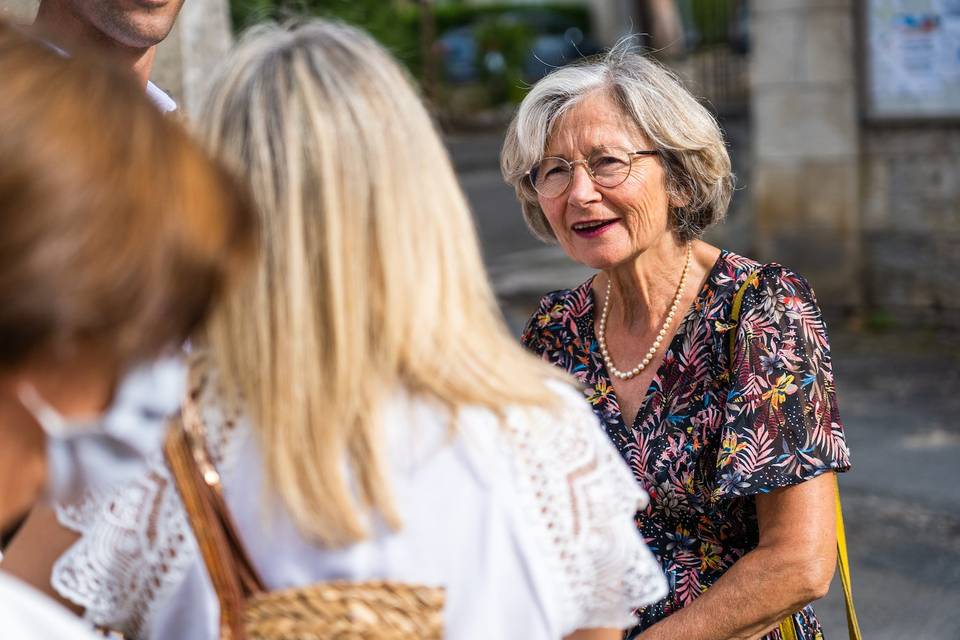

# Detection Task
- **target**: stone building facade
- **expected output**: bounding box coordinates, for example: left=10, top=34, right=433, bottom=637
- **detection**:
left=751, top=0, right=959, bottom=327
left=861, top=126, right=960, bottom=327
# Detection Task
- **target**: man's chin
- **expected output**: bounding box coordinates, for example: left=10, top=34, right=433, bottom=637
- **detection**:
left=109, top=19, right=178, bottom=49
left=84, top=0, right=186, bottom=50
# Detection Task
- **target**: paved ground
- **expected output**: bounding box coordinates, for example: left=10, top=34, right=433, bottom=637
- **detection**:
left=447, top=129, right=960, bottom=640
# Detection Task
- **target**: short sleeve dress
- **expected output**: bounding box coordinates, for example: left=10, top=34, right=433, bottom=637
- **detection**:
left=521, top=250, right=852, bottom=640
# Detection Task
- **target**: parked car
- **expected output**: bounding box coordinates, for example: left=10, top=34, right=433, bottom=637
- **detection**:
left=437, top=26, right=478, bottom=83
left=437, top=11, right=599, bottom=87
left=523, top=27, right=600, bottom=81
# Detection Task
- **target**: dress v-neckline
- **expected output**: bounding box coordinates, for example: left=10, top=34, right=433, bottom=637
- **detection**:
left=586, top=251, right=728, bottom=433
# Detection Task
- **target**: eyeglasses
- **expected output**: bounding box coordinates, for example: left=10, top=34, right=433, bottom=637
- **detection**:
left=526, top=147, right=659, bottom=199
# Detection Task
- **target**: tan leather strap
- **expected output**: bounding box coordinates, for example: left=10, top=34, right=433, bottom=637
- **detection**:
left=164, top=410, right=264, bottom=640
left=730, top=269, right=861, bottom=640
left=165, top=421, right=246, bottom=639
left=179, top=392, right=264, bottom=597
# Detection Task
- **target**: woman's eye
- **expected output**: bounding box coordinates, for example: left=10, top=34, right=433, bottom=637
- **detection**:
left=544, top=166, right=567, bottom=177
left=593, top=155, right=624, bottom=168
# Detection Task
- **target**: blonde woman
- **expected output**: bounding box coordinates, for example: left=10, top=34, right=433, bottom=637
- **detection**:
left=21, top=20, right=667, bottom=640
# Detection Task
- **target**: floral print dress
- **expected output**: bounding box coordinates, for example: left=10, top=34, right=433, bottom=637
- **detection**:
left=521, top=250, right=851, bottom=640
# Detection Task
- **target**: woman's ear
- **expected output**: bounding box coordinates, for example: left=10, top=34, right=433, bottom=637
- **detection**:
left=660, top=153, right=691, bottom=211
left=668, top=187, right=691, bottom=213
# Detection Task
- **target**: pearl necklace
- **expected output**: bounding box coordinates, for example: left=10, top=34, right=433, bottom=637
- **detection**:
left=597, top=243, right=692, bottom=381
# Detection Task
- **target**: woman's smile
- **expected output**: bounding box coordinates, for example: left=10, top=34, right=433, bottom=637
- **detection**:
left=571, top=218, right=619, bottom=238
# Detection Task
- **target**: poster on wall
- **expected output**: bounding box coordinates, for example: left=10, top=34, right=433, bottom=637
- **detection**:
left=866, top=0, right=960, bottom=118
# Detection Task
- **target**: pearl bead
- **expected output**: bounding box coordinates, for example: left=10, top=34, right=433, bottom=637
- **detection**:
left=596, top=242, right=691, bottom=380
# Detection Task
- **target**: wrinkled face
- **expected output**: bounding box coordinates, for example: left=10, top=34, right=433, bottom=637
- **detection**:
left=64, top=0, right=186, bottom=49
left=537, top=91, right=674, bottom=271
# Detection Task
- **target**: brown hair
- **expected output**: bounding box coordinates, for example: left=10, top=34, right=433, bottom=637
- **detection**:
left=0, top=21, right=256, bottom=369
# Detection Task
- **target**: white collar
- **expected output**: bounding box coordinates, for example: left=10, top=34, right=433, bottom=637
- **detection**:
left=146, top=80, right=177, bottom=113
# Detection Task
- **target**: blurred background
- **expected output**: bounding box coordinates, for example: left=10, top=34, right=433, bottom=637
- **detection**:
left=2, top=0, right=958, bottom=638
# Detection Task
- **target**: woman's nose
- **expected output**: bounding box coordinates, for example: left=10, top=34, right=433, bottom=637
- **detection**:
left=567, top=163, right=600, bottom=207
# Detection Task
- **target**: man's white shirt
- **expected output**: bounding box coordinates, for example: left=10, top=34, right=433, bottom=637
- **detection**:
left=146, top=80, right=177, bottom=112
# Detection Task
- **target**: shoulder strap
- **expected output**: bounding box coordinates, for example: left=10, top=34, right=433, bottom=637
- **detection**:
left=164, top=404, right=265, bottom=640
left=728, top=267, right=760, bottom=366
left=777, top=476, right=861, bottom=640
left=834, top=477, right=862, bottom=640
left=730, top=269, right=861, bottom=640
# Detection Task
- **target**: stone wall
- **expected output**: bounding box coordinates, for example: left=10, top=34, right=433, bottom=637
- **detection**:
left=750, top=0, right=861, bottom=311
left=0, top=0, right=30, bottom=20
left=862, top=126, right=960, bottom=327
left=586, top=0, right=637, bottom=48
left=750, top=0, right=960, bottom=327
left=152, top=0, right=232, bottom=117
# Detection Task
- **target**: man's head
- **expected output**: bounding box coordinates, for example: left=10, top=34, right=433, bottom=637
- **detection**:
left=40, top=0, right=186, bottom=49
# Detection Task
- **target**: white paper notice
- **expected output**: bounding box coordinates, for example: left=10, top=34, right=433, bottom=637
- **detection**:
left=868, top=0, right=960, bottom=117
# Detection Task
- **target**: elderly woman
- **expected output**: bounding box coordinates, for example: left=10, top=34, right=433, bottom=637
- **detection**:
left=502, top=50, right=851, bottom=640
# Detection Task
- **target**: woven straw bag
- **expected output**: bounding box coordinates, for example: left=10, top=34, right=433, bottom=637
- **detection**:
left=163, top=399, right=445, bottom=640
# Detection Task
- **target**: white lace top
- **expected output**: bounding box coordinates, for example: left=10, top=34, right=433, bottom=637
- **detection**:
left=53, top=375, right=666, bottom=639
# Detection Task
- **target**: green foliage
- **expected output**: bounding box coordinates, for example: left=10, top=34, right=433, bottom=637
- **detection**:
left=228, top=1, right=593, bottom=115
left=230, top=1, right=421, bottom=72
left=687, top=0, right=737, bottom=47
left=433, top=3, right=589, bottom=34
left=471, top=14, right=533, bottom=105
left=865, top=309, right=897, bottom=332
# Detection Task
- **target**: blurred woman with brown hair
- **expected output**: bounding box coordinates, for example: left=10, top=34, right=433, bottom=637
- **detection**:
left=0, top=20, right=254, bottom=638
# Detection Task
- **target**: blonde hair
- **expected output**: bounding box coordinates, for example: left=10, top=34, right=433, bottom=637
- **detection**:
left=501, top=45, right=733, bottom=243
left=196, top=20, right=562, bottom=546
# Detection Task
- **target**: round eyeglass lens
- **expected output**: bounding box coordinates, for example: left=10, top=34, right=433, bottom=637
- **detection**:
left=531, top=157, right=572, bottom=198
left=589, top=148, right=632, bottom=187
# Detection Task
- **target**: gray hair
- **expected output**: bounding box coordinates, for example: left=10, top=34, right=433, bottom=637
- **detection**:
left=501, top=46, right=733, bottom=243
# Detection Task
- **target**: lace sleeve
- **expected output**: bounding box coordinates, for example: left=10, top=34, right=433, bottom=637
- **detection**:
left=505, top=383, right=668, bottom=635
left=52, top=458, right=195, bottom=637
left=51, top=363, right=244, bottom=638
